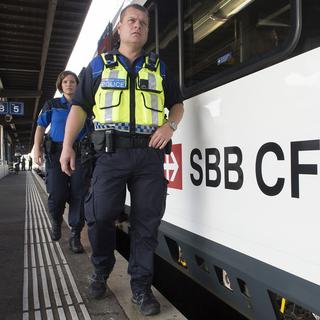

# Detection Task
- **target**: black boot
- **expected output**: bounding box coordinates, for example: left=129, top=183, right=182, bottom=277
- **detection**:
left=69, top=229, right=84, bottom=253
left=131, top=288, right=160, bottom=316
left=88, top=273, right=108, bottom=299
left=50, top=220, right=61, bottom=241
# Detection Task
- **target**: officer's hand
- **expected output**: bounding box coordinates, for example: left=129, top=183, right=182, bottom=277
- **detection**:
left=34, top=148, right=43, bottom=166
left=149, top=123, right=173, bottom=149
left=60, top=146, right=76, bottom=176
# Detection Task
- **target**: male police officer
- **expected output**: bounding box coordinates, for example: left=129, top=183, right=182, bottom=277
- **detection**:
left=60, top=4, right=184, bottom=316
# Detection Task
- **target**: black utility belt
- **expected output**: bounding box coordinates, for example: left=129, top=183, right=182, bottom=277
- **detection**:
left=53, top=141, right=81, bottom=149
left=91, top=130, right=150, bottom=153
left=45, top=140, right=82, bottom=154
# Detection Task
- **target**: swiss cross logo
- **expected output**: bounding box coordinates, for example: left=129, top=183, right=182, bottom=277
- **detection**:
left=164, top=144, right=182, bottom=189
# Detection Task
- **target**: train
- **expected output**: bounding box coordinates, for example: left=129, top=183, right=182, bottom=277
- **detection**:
left=94, top=0, right=320, bottom=319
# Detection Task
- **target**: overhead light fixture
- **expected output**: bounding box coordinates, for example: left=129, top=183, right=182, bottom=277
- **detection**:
left=193, top=0, right=255, bottom=43
left=257, top=5, right=290, bottom=27
left=220, top=0, right=255, bottom=17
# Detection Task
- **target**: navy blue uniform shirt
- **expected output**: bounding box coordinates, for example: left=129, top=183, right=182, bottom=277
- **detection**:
left=72, top=50, right=183, bottom=117
left=37, top=95, right=90, bottom=142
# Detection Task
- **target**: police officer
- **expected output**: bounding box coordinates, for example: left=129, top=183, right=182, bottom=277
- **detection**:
left=60, top=4, right=184, bottom=316
left=33, top=70, right=92, bottom=254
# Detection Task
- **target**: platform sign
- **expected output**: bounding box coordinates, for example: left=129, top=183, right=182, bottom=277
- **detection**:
left=0, top=102, right=24, bottom=115
left=9, top=102, right=24, bottom=115
left=0, top=102, right=9, bottom=115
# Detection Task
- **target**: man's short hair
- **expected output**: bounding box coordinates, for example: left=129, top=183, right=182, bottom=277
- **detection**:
left=120, top=4, right=149, bottom=22
left=56, top=70, right=79, bottom=93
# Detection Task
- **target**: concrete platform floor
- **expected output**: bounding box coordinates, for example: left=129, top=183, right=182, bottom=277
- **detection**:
left=0, top=171, right=186, bottom=320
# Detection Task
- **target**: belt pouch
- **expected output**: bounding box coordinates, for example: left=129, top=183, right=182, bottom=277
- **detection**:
left=91, top=131, right=106, bottom=152
left=105, top=129, right=114, bottom=153
left=43, top=135, right=52, bottom=154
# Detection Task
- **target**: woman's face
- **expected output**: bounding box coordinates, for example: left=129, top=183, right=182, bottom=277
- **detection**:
left=61, top=74, right=77, bottom=96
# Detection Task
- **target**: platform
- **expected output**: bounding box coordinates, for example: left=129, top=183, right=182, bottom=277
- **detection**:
left=0, top=171, right=186, bottom=320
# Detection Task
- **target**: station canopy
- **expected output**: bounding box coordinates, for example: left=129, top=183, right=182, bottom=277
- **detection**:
left=0, top=0, right=92, bottom=153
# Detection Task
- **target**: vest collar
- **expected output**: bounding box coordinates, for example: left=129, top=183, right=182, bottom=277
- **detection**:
left=105, top=49, right=147, bottom=72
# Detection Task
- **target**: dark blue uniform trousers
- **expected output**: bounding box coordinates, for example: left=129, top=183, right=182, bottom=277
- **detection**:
left=85, top=147, right=167, bottom=293
left=45, top=150, right=90, bottom=230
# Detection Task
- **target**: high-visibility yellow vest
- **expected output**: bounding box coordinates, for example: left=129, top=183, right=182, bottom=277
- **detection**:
left=93, top=53, right=165, bottom=134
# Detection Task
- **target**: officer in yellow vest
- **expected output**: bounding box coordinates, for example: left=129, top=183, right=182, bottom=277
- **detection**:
left=60, top=4, right=184, bottom=316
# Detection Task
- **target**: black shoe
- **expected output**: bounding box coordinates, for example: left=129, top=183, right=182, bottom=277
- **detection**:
left=88, top=273, right=108, bottom=299
left=50, top=220, right=61, bottom=241
left=69, top=231, right=84, bottom=253
left=131, top=289, right=160, bottom=316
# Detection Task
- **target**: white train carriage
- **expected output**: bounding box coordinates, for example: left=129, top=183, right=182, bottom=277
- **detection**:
left=102, top=0, right=320, bottom=319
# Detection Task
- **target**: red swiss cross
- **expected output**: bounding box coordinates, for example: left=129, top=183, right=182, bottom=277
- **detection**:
left=164, top=143, right=182, bottom=189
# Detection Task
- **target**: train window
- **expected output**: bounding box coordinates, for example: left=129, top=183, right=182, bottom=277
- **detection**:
left=145, top=3, right=157, bottom=53
left=145, top=0, right=180, bottom=82
left=294, top=0, right=320, bottom=54
left=181, top=0, right=298, bottom=94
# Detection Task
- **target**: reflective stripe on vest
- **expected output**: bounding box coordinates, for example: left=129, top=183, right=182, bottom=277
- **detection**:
left=93, top=54, right=165, bottom=132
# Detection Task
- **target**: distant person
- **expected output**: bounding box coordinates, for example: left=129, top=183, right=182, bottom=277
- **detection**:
left=28, top=156, right=33, bottom=170
left=14, top=160, right=20, bottom=174
left=33, top=70, right=92, bottom=254
left=60, top=4, right=184, bottom=316
left=21, top=157, right=26, bottom=171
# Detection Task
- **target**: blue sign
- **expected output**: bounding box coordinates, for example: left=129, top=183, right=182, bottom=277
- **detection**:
left=0, top=101, right=24, bottom=116
left=9, top=102, right=24, bottom=115
left=0, top=102, right=9, bottom=115
left=0, top=101, right=24, bottom=115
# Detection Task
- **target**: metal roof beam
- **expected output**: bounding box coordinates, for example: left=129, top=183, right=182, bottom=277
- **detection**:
left=0, top=89, right=42, bottom=98
left=0, top=67, right=40, bottom=73
left=9, top=118, right=34, bottom=125
left=31, top=0, right=58, bottom=132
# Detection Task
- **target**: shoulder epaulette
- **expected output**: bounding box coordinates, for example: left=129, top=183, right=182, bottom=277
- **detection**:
left=91, top=55, right=104, bottom=79
left=48, top=98, right=64, bottom=109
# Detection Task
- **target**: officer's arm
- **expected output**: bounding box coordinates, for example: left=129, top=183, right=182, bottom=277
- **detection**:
left=33, top=125, right=46, bottom=166
left=60, top=105, right=87, bottom=176
left=149, top=102, right=184, bottom=149
left=168, top=102, right=184, bottom=128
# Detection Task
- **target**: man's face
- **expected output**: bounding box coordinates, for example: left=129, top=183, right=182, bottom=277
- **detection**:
left=118, top=7, right=149, bottom=48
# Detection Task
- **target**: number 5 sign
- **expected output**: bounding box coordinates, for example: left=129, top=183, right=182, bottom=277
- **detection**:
left=0, top=102, right=24, bottom=115
left=9, top=102, right=24, bottom=115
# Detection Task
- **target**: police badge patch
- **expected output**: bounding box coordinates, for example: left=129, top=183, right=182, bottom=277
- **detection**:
left=101, top=78, right=127, bottom=89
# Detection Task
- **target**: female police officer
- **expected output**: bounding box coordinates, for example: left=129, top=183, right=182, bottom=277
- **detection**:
left=60, top=4, right=184, bottom=316
left=33, top=70, right=91, bottom=254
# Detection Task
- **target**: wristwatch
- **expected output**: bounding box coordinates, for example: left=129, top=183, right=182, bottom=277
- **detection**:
left=168, top=120, right=178, bottom=131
